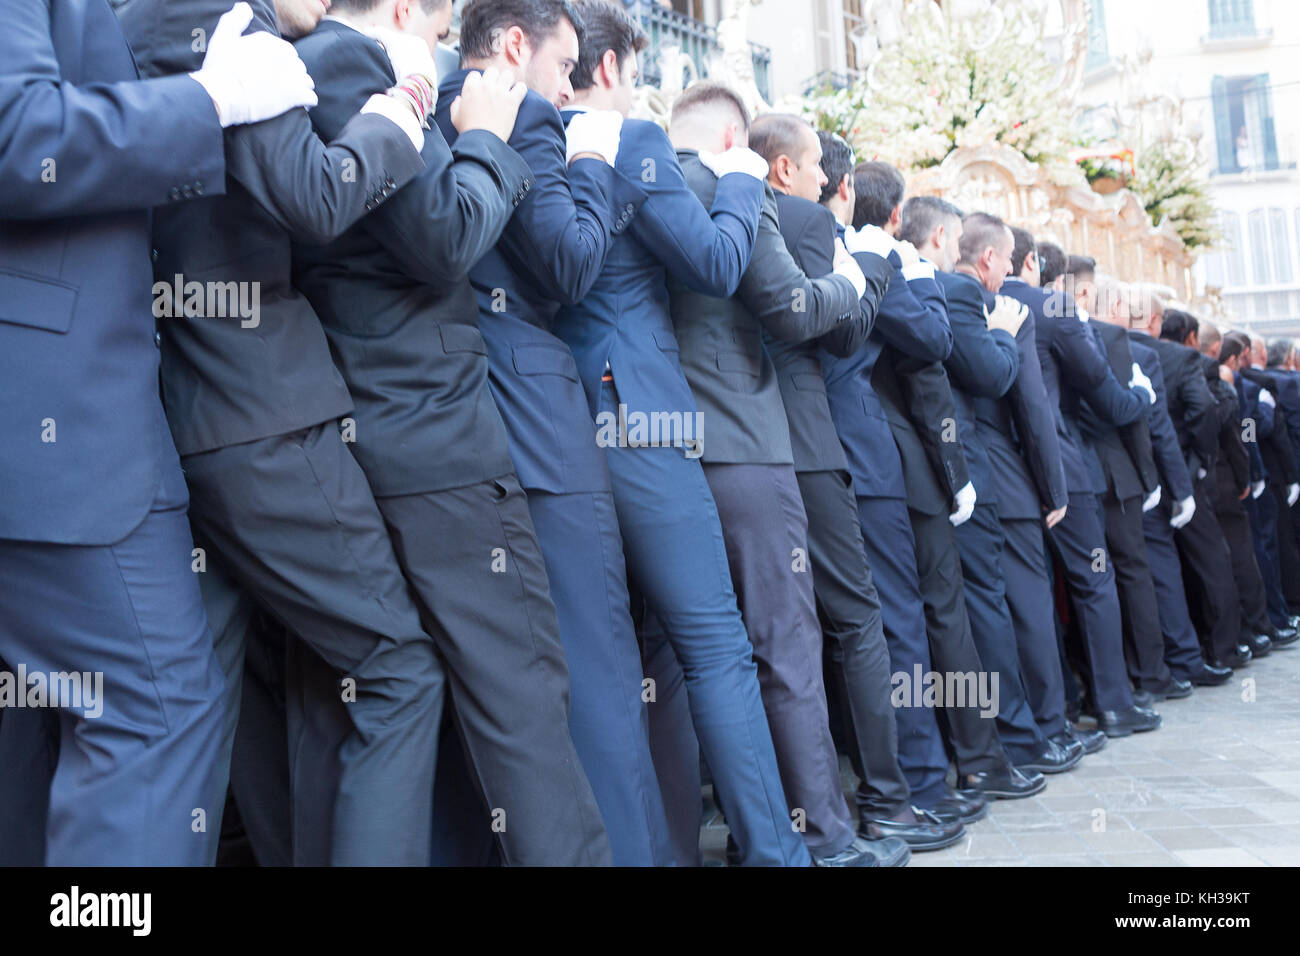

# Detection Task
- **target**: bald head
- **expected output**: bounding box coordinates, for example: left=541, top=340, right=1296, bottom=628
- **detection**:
left=668, top=81, right=750, bottom=154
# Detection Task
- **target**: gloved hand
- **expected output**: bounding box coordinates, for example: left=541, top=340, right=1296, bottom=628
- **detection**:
left=1170, top=494, right=1196, bottom=529
left=843, top=223, right=896, bottom=259
left=986, top=296, right=1029, bottom=336
left=950, top=482, right=977, bottom=527
left=190, top=3, right=318, bottom=128
left=1129, top=361, right=1156, bottom=404
left=1260, top=388, right=1276, bottom=408
left=360, top=93, right=424, bottom=152
left=363, top=26, right=438, bottom=84
left=1197, top=467, right=1208, bottom=481
left=893, top=239, right=922, bottom=269
left=832, top=239, right=867, bottom=299
left=1290, top=483, right=1300, bottom=507
left=564, top=109, right=624, bottom=166
left=1252, top=480, right=1266, bottom=499
left=1142, top=485, right=1162, bottom=512
left=696, top=147, right=769, bottom=181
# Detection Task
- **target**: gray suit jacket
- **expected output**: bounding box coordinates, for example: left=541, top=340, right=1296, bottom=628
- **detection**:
left=668, top=152, right=861, bottom=465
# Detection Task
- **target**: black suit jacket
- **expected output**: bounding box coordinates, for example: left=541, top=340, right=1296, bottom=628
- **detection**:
left=1145, top=335, right=1218, bottom=479
left=1240, top=366, right=1300, bottom=485
left=1206, top=357, right=1250, bottom=497
left=117, top=0, right=425, bottom=457
left=291, top=19, right=532, bottom=497
left=766, top=193, right=890, bottom=473
left=1130, top=335, right=1194, bottom=502
left=1080, top=320, right=1158, bottom=501
left=936, top=270, right=1019, bottom=504
left=670, top=157, right=862, bottom=465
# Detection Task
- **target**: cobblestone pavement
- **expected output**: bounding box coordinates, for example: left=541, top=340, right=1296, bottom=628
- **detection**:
left=702, top=645, right=1300, bottom=866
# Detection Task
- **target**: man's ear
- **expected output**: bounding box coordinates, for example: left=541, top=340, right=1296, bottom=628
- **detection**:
left=838, top=174, right=851, bottom=202
left=889, top=205, right=902, bottom=232
left=600, top=49, right=619, bottom=88
left=930, top=222, right=945, bottom=252
left=504, top=25, right=529, bottom=67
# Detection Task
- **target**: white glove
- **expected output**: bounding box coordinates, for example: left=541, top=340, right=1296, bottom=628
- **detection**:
left=1129, top=361, right=1156, bottom=404
left=1197, top=467, right=1208, bottom=481
left=1142, top=485, right=1162, bottom=512
left=565, top=109, right=624, bottom=166
left=843, top=223, right=896, bottom=259
left=1260, top=389, right=1276, bottom=409
left=696, top=146, right=769, bottom=181
left=950, top=482, right=977, bottom=527
left=1251, top=480, right=1266, bottom=499
left=1290, top=483, right=1300, bottom=507
left=360, top=93, right=424, bottom=151
left=1170, top=494, right=1196, bottom=529
left=190, top=3, right=317, bottom=128
left=363, top=27, right=438, bottom=84
left=832, top=239, right=867, bottom=299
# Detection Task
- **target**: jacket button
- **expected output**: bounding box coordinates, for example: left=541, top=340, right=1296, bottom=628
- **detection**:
left=151, top=248, right=159, bottom=262
left=154, top=331, right=162, bottom=349
left=624, top=203, right=635, bottom=215
left=169, top=187, right=180, bottom=201
left=194, top=181, right=204, bottom=195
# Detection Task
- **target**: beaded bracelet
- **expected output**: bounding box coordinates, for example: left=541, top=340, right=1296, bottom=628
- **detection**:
left=390, top=73, right=436, bottom=129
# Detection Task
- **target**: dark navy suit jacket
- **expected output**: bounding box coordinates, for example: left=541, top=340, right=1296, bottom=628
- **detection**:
left=822, top=252, right=952, bottom=501
left=554, top=114, right=763, bottom=433
left=1000, top=279, right=1144, bottom=498
left=433, top=70, right=647, bottom=494
left=0, top=0, right=227, bottom=544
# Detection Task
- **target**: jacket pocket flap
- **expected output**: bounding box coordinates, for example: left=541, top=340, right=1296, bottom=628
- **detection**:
left=440, top=324, right=487, bottom=355
left=0, top=270, right=77, bottom=334
left=512, top=343, right=579, bottom=380
left=652, top=330, right=680, bottom=352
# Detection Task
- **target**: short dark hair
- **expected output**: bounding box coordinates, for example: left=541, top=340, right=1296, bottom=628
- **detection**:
left=1037, top=241, right=1066, bottom=286
left=852, top=161, right=905, bottom=229
left=1009, top=226, right=1037, bottom=276
left=669, top=80, right=751, bottom=132
left=749, top=114, right=813, bottom=174
left=898, top=196, right=962, bottom=249
left=1065, top=254, right=1097, bottom=280
left=458, top=0, right=583, bottom=63
left=569, top=0, right=646, bottom=91
left=332, top=0, right=449, bottom=13
left=1222, top=330, right=1251, bottom=365
left=817, top=131, right=855, bottom=206
left=1160, top=308, right=1198, bottom=344
left=958, top=211, right=1009, bottom=267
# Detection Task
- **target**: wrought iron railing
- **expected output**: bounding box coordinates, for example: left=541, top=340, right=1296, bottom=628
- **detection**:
left=626, top=1, right=772, bottom=101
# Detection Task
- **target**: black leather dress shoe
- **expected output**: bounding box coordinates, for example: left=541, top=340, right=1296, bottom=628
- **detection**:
left=1016, top=738, right=1083, bottom=775
left=1246, top=633, right=1273, bottom=658
left=1271, top=627, right=1299, bottom=648
left=1235, top=643, right=1255, bottom=663
left=1192, top=662, right=1233, bottom=685
left=860, top=807, right=965, bottom=851
left=1097, top=705, right=1161, bottom=737
left=1145, top=677, right=1194, bottom=701
left=1132, top=688, right=1155, bottom=708
left=811, top=836, right=888, bottom=867
left=957, top=765, right=1046, bottom=799
left=1053, top=727, right=1106, bottom=755
left=929, top=788, right=989, bottom=825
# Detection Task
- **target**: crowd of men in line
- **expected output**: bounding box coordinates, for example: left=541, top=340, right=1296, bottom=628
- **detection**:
left=2, top=0, right=1296, bottom=869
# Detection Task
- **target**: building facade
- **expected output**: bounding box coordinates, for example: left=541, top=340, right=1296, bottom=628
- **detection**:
left=1078, top=0, right=1300, bottom=332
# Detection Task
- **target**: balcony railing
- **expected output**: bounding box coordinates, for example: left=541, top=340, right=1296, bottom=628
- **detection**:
left=626, top=1, right=772, bottom=102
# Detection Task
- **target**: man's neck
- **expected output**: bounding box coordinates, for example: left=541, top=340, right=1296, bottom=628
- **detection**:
left=955, top=263, right=983, bottom=286
left=324, top=11, right=384, bottom=30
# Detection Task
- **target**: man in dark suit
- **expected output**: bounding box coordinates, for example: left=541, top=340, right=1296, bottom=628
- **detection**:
left=820, top=163, right=1039, bottom=828
left=292, top=1, right=621, bottom=866
left=1127, top=299, right=1231, bottom=687
left=1086, top=276, right=1189, bottom=700
left=557, top=8, right=806, bottom=867
left=430, top=0, right=662, bottom=864
left=665, top=105, right=900, bottom=867
left=0, top=0, right=320, bottom=865
left=923, top=211, right=1083, bottom=773
left=115, top=0, right=474, bottom=865
left=1201, top=327, right=1277, bottom=659
left=992, top=233, right=1108, bottom=754
left=746, top=129, right=964, bottom=855
left=1152, top=310, right=1250, bottom=670
left=1265, top=338, right=1300, bottom=610
left=1002, top=257, right=1161, bottom=736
